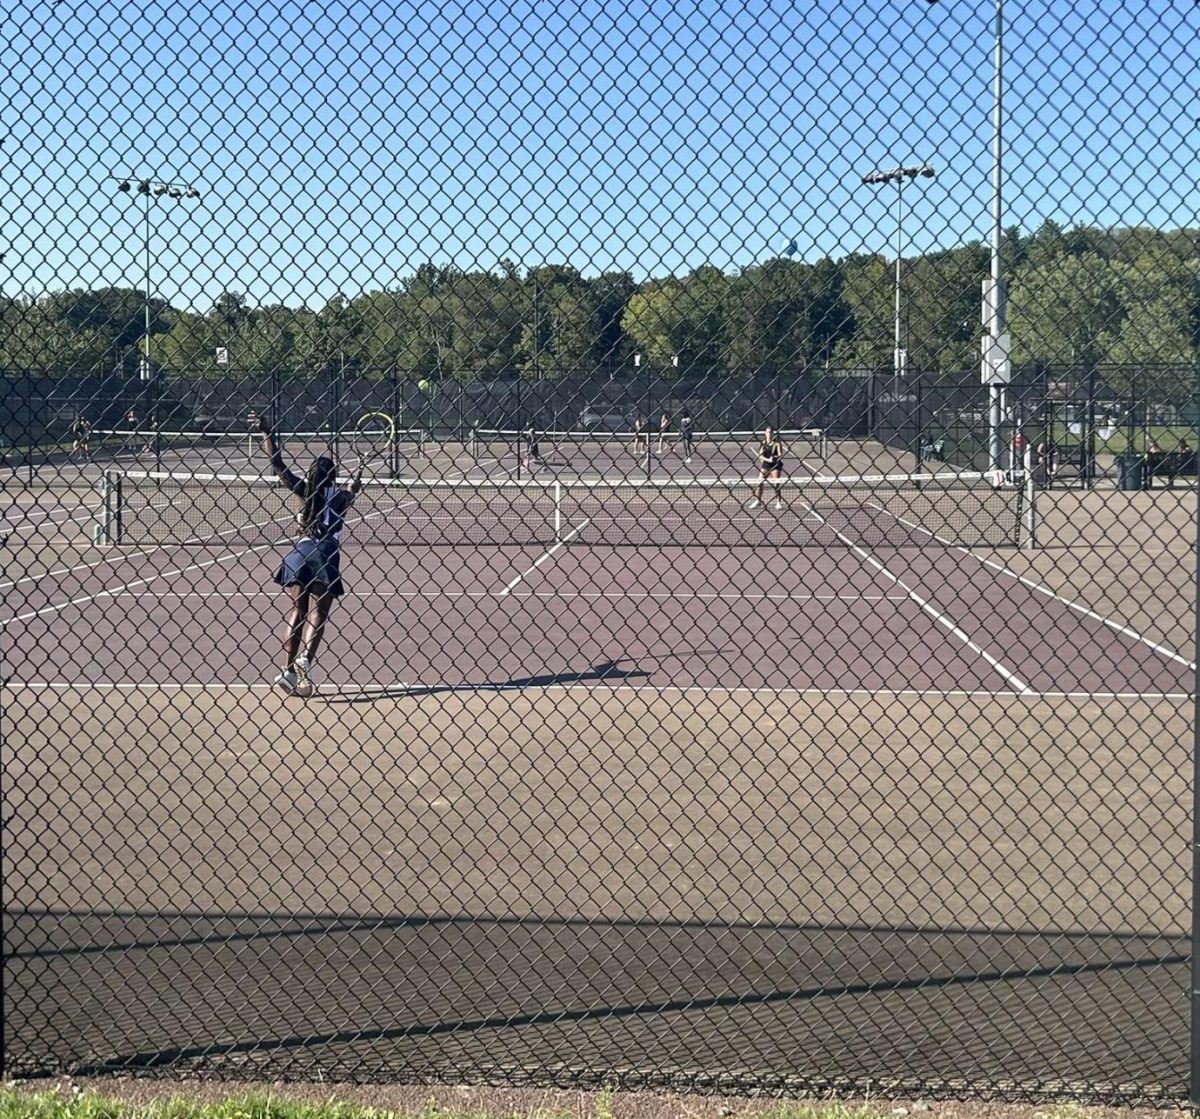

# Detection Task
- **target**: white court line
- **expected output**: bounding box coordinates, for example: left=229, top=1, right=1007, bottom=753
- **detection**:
left=1, top=499, right=407, bottom=625
left=0, top=454, right=507, bottom=593
left=2, top=455, right=511, bottom=622
left=0, top=544, right=282, bottom=626
left=3, top=681, right=1188, bottom=702
left=4, top=489, right=119, bottom=535
left=1, top=492, right=409, bottom=625
left=870, top=501, right=1196, bottom=670
left=499, top=520, right=591, bottom=595
left=52, top=588, right=908, bottom=603
left=0, top=510, right=294, bottom=592
left=796, top=497, right=1033, bottom=695
left=0, top=492, right=292, bottom=591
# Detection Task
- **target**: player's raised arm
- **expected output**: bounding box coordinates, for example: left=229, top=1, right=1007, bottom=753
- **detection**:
left=257, top=415, right=304, bottom=494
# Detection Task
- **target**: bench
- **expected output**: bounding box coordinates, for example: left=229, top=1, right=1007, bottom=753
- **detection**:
left=1144, top=450, right=1197, bottom=484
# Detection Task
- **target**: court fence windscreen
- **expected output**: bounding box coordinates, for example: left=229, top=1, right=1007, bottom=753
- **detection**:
left=1, top=0, right=1197, bottom=1105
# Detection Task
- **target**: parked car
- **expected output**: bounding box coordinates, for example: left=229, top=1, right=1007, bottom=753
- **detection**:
left=578, top=407, right=630, bottom=430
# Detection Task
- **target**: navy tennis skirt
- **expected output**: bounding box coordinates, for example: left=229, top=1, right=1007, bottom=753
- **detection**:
left=275, top=538, right=345, bottom=597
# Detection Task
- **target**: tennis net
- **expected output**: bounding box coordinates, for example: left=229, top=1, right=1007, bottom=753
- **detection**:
left=96, top=468, right=1033, bottom=549
left=90, top=427, right=428, bottom=459
left=470, top=427, right=828, bottom=458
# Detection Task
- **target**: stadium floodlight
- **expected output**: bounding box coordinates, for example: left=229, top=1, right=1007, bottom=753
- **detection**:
left=860, top=163, right=936, bottom=389
left=112, top=175, right=201, bottom=396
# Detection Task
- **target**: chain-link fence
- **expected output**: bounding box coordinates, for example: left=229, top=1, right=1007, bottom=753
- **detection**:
left=2, top=0, right=1198, bottom=1104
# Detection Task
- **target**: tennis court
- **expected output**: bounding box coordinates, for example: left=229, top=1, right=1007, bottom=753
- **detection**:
left=1, top=457, right=1192, bottom=1091
left=61, top=424, right=832, bottom=485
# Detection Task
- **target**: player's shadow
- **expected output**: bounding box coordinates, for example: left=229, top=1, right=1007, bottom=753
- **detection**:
left=318, top=657, right=650, bottom=703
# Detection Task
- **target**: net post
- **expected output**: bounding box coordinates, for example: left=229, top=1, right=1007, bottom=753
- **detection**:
left=554, top=480, right=562, bottom=543
left=97, top=471, right=111, bottom=545
left=114, top=472, right=123, bottom=544
left=98, top=470, right=122, bottom=545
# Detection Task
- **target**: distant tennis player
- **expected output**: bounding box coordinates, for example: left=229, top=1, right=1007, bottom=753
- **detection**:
left=632, top=415, right=648, bottom=458
left=656, top=411, right=670, bottom=455
left=678, top=409, right=694, bottom=463
left=748, top=425, right=785, bottom=510
left=259, top=417, right=363, bottom=698
left=523, top=427, right=543, bottom=470
left=122, top=410, right=139, bottom=457
left=71, top=414, right=92, bottom=457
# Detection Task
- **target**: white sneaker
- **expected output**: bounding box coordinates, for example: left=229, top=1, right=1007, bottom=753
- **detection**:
left=747, top=499, right=760, bottom=509
left=293, top=655, right=315, bottom=698
left=273, top=668, right=297, bottom=695
left=685, top=456, right=691, bottom=463
left=774, top=500, right=784, bottom=510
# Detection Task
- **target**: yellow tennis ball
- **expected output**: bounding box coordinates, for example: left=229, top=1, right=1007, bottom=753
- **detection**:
left=417, top=378, right=431, bottom=391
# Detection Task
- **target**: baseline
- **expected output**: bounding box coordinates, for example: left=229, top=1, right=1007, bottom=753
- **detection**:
left=795, top=496, right=1032, bottom=695
left=872, top=501, right=1195, bottom=670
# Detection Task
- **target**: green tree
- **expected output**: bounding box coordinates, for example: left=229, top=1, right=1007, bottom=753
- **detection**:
left=902, top=243, right=988, bottom=374
left=831, top=253, right=892, bottom=370
left=519, top=266, right=605, bottom=380
left=1008, top=251, right=1123, bottom=367
left=723, top=258, right=849, bottom=377
left=622, top=266, right=730, bottom=378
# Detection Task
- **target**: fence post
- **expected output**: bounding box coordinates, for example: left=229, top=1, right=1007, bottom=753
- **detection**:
left=270, top=367, right=281, bottom=432
left=1192, top=372, right=1200, bottom=1102
left=1085, top=362, right=1097, bottom=488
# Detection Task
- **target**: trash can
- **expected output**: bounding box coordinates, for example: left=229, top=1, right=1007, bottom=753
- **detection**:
left=1116, top=454, right=1144, bottom=491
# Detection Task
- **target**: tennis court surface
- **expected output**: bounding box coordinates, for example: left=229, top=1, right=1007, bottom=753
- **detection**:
left=2, top=457, right=1193, bottom=1096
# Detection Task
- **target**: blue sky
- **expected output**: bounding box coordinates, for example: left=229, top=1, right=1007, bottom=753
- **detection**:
left=1, top=0, right=1197, bottom=310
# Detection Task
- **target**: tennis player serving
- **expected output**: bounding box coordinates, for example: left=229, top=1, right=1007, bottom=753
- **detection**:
left=748, top=425, right=785, bottom=510
left=258, top=417, right=362, bottom=697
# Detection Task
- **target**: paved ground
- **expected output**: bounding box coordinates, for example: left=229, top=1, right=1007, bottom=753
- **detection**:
left=1, top=444, right=1194, bottom=1098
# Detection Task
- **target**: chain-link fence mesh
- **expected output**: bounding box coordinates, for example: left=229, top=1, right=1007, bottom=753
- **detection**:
left=2, top=0, right=1197, bottom=1103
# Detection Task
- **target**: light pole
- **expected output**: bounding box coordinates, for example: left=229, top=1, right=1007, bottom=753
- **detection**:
left=861, top=163, right=936, bottom=392
left=918, top=0, right=1007, bottom=472
left=114, top=177, right=201, bottom=417
left=981, top=0, right=1009, bottom=474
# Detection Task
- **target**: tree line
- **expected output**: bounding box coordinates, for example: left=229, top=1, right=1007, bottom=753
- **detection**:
left=2, top=220, right=1197, bottom=385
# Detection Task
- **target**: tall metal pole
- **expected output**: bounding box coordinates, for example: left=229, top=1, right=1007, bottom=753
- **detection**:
left=115, top=176, right=201, bottom=460
left=1192, top=355, right=1200, bottom=1107
left=862, top=163, right=935, bottom=404
left=533, top=274, right=541, bottom=384
left=145, top=189, right=162, bottom=468
left=987, top=0, right=1006, bottom=472
left=144, top=189, right=152, bottom=386
left=895, top=177, right=904, bottom=391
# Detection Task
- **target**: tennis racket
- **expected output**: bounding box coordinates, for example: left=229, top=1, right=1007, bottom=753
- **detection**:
left=352, top=411, right=397, bottom=477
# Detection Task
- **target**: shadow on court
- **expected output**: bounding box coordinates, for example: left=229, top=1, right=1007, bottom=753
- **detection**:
left=316, top=658, right=652, bottom=702
left=5, top=902, right=1185, bottom=1086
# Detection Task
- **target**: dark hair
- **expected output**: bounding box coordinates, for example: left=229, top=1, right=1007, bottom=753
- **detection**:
left=300, top=456, right=337, bottom=536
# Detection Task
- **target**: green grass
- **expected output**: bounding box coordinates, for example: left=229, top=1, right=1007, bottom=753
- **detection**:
left=1047, top=422, right=1198, bottom=455
left=0, top=1087, right=890, bottom=1119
